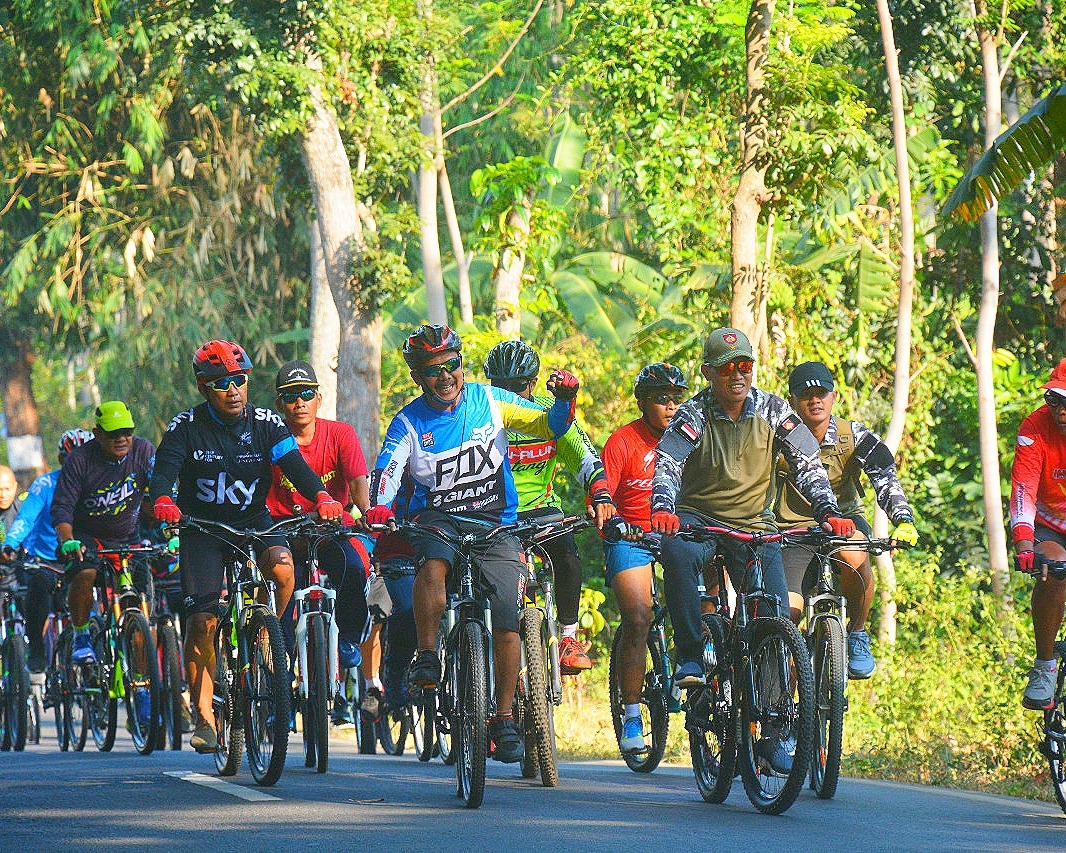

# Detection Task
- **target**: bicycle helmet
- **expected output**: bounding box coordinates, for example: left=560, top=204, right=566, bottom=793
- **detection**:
left=634, top=363, right=688, bottom=398
left=57, top=427, right=94, bottom=460
left=401, top=324, right=462, bottom=369
left=192, top=339, right=252, bottom=383
left=484, top=340, right=540, bottom=383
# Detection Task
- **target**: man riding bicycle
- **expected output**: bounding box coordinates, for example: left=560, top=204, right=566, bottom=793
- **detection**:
left=149, top=340, right=343, bottom=753
left=366, top=324, right=580, bottom=764
left=775, top=361, right=918, bottom=678
left=1010, top=358, right=1066, bottom=710
left=483, top=339, right=617, bottom=675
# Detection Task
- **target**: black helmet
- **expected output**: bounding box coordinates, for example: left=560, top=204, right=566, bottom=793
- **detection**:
left=634, top=362, right=688, bottom=398
left=402, top=324, right=462, bottom=369
left=484, top=340, right=540, bottom=383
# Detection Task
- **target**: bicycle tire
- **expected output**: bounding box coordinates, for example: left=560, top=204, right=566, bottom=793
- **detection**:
left=434, top=628, right=451, bottom=764
left=378, top=705, right=411, bottom=756
left=120, top=609, right=160, bottom=755
left=53, top=627, right=78, bottom=751
left=515, top=688, right=538, bottom=778
left=1042, top=643, right=1066, bottom=813
left=455, top=620, right=488, bottom=808
left=358, top=703, right=378, bottom=755
left=158, top=621, right=184, bottom=751
left=736, top=616, right=815, bottom=815
left=520, top=608, right=558, bottom=787
left=245, top=606, right=290, bottom=786
left=3, top=636, right=30, bottom=751
left=214, top=620, right=243, bottom=777
left=690, top=613, right=737, bottom=803
left=307, top=615, right=330, bottom=773
left=87, top=621, right=117, bottom=752
left=808, top=616, right=845, bottom=799
left=28, top=686, right=42, bottom=745
left=609, top=625, right=670, bottom=772
left=411, top=699, right=427, bottom=758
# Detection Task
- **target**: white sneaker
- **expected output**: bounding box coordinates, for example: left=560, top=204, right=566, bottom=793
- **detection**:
left=1023, top=664, right=1058, bottom=711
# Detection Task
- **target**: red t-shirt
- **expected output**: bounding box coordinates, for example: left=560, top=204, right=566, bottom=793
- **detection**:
left=267, top=418, right=368, bottom=517
left=601, top=417, right=660, bottom=532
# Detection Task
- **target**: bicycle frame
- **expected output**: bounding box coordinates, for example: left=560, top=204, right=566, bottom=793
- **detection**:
left=291, top=526, right=346, bottom=706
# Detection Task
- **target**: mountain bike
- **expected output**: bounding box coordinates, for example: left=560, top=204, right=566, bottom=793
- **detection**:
left=179, top=515, right=296, bottom=786
left=673, top=522, right=815, bottom=816
left=0, top=562, right=31, bottom=751
left=33, top=560, right=81, bottom=751
left=1032, top=555, right=1066, bottom=813
left=783, top=528, right=910, bottom=799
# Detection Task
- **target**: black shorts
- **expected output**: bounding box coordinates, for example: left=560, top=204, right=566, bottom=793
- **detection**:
left=780, top=513, right=871, bottom=595
left=407, top=510, right=525, bottom=634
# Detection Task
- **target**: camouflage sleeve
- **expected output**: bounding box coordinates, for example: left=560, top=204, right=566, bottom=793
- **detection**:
left=852, top=421, right=913, bottom=524
left=651, top=395, right=707, bottom=513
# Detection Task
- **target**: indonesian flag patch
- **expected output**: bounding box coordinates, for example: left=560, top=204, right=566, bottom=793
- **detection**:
left=680, top=422, right=700, bottom=442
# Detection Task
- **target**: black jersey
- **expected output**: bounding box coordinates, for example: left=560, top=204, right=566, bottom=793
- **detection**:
left=150, top=402, right=326, bottom=523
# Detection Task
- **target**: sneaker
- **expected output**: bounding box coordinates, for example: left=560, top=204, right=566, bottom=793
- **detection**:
left=71, top=633, right=96, bottom=665
left=755, top=733, right=795, bottom=777
left=331, top=694, right=354, bottom=726
left=847, top=629, right=877, bottom=679
left=408, top=650, right=442, bottom=690
left=673, top=660, right=705, bottom=688
left=488, top=717, right=524, bottom=764
left=361, top=686, right=382, bottom=720
left=559, top=636, right=593, bottom=674
left=620, top=715, right=646, bottom=754
left=190, top=718, right=218, bottom=753
left=1023, top=664, right=1058, bottom=711
left=339, top=637, right=362, bottom=669
left=133, top=686, right=152, bottom=728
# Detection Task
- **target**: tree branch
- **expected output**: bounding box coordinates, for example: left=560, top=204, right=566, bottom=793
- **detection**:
left=998, top=30, right=1027, bottom=81
left=951, top=311, right=978, bottom=368
left=443, top=72, right=527, bottom=139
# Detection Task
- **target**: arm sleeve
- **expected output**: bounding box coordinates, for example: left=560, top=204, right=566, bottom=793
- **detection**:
left=557, top=423, right=608, bottom=494
left=369, top=415, right=414, bottom=509
left=148, top=418, right=188, bottom=503
left=651, top=401, right=704, bottom=514
left=493, top=387, right=573, bottom=438
left=275, top=442, right=328, bottom=503
left=6, top=477, right=47, bottom=549
left=775, top=413, right=840, bottom=524
left=50, top=455, right=83, bottom=529
left=1010, top=421, right=1044, bottom=542
left=852, top=422, right=913, bottom=524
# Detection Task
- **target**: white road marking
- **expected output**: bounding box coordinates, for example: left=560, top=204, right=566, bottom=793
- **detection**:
left=165, top=771, right=281, bottom=801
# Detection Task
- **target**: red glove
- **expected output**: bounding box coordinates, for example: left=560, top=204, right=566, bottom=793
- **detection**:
left=365, top=505, right=396, bottom=527
left=824, top=516, right=856, bottom=537
left=315, top=491, right=343, bottom=522
left=651, top=511, right=681, bottom=535
left=153, top=495, right=181, bottom=524
left=1015, top=550, right=1035, bottom=573
left=546, top=369, right=580, bottom=401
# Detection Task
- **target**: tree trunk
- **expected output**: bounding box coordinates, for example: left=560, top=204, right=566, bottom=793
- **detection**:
left=299, top=83, right=382, bottom=460
left=494, top=198, right=530, bottom=338
left=309, top=223, right=340, bottom=420
left=1, top=332, right=45, bottom=487
left=417, top=3, right=447, bottom=327
left=439, top=162, right=473, bottom=325
left=729, top=0, right=776, bottom=344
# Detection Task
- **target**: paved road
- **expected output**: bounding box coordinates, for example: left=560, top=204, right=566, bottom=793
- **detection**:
left=1, top=731, right=1063, bottom=852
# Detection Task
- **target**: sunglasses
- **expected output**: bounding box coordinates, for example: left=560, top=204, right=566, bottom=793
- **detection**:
left=205, top=373, right=248, bottom=392
left=419, top=356, right=463, bottom=379
left=1045, top=390, right=1066, bottom=409
left=101, top=428, right=134, bottom=440
left=279, top=388, right=317, bottom=404
left=647, top=393, right=685, bottom=406
left=715, top=360, right=754, bottom=377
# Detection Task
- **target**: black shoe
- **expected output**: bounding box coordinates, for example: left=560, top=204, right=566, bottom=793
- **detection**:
left=407, top=650, right=442, bottom=690
left=488, top=717, right=524, bottom=764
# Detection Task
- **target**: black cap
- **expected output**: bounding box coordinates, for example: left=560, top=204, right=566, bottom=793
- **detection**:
left=788, top=361, right=835, bottom=396
left=275, top=360, right=319, bottom=391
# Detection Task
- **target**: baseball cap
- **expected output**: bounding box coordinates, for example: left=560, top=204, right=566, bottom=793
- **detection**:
left=788, top=361, right=836, bottom=396
left=95, top=401, right=135, bottom=432
left=702, top=328, right=754, bottom=367
left=1042, top=358, right=1066, bottom=397
left=275, top=360, right=319, bottom=391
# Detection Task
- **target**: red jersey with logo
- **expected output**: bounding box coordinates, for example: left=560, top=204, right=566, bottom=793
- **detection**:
left=267, top=418, right=368, bottom=517
left=602, top=418, right=659, bottom=532
left=1009, top=405, right=1066, bottom=541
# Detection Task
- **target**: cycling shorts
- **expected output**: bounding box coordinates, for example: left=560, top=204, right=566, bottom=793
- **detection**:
left=780, top=513, right=871, bottom=595
left=603, top=536, right=658, bottom=584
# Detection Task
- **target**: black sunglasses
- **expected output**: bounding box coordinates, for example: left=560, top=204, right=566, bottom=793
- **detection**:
left=1045, top=390, right=1066, bottom=409
left=646, top=393, right=685, bottom=406
left=101, top=428, right=134, bottom=440
left=206, top=373, right=248, bottom=391
left=279, top=388, right=317, bottom=404
left=419, top=356, right=463, bottom=378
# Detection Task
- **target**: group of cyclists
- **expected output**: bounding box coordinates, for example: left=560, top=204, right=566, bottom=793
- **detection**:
left=4, top=319, right=1065, bottom=801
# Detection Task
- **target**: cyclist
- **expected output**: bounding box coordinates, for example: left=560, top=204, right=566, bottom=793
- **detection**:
left=601, top=362, right=687, bottom=754
left=366, top=323, right=579, bottom=764
left=148, top=340, right=343, bottom=753
left=1, top=428, right=94, bottom=672
left=1009, top=358, right=1066, bottom=710
left=775, top=361, right=918, bottom=679
left=51, top=401, right=156, bottom=660
left=483, top=340, right=617, bottom=675
left=266, top=359, right=371, bottom=673
left=0, top=465, right=21, bottom=539
left=651, top=328, right=853, bottom=775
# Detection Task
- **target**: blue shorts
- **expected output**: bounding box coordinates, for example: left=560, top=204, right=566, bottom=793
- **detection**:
left=604, top=536, right=658, bottom=584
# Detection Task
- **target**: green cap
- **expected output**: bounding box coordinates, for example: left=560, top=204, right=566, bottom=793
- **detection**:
left=95, top=401, right=135, bottom=432
left=702, top=328, right=754, bottom=367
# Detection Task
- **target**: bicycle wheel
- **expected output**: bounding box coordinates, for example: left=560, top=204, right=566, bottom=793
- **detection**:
left=120, top=609, right=160, bottom=755
left=244, top=607, right=290, bottom=786
left=158, top=620, right=184, bottom=750
left=519, top=608, right=558, bottom=787
left=86, top=622, right=117, bottom=752
left=0, top=640, right=8, bottom=750
left=1042, top=643, right=1066, bottom=813
left=455, top=621, right=488, bottom=808
left=52, top=627, right=77, bottom=751
left=378, top=704, right=411, bottom=755
left=214, top=620, right=243, bottom=777
left=808, top=616, right=846, bottom=799
left=2, top=636, right=30, bottom=751
left=736, top=616, right=815, bottom=815
left=306, top=615, right=330, bottom=773
left=28, top=685, right=42, bottom=745
left=609, top=625, right=670, bottom=772
left=690, top=613, right=737, bottom=803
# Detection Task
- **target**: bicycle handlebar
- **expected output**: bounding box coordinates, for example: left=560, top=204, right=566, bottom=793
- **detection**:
left=782, top=527, right=914, bottom=556
left=177, top=513, right=315, bottom=545
left=1030, top=554, right=1066, bottom=580
left=368, top=512, right=593, bottom=548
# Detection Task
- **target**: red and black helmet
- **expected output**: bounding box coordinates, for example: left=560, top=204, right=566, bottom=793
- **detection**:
left=192, top=340, right=252, bottom=383
left=401, top=324, right=462, bottom=369
left=634, top=362, right=688, bottom=398
left=57, top=427, right=94, bottom=459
